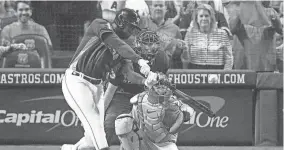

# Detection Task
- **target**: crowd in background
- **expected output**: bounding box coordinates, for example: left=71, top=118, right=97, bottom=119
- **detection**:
left=0, top=0, right=282, bottom=73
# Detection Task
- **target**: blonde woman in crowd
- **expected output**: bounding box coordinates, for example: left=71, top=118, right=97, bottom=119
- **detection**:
left=182, top=4, right=233, bottom=70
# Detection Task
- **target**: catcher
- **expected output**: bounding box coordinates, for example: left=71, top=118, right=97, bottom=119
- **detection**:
left=115, top=72, right=194, bottom=150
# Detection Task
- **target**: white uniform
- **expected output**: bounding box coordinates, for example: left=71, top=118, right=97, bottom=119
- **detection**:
left=62, top=68, right=107, bottom=150
left=100, top=0, right=126, bottom=21
left=61, top=37, right=109, bottom=150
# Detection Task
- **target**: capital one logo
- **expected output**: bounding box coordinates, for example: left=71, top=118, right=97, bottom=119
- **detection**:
left=1, top=94, right=227, bottom=133
left=179, top=96, right=228, bottom=134
left=0, top=96, right=81, bottom=132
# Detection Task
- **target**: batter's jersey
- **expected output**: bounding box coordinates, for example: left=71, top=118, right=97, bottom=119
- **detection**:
left=112, top=49, right=170, bottom=95
left=69, top=18, right=141, bottom=80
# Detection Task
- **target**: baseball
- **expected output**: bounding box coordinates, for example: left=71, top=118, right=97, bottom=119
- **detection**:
left=208, top=74, right=219, bottom=83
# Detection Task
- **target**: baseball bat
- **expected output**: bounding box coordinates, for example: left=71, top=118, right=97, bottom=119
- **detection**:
left=143, top=71, right=216, bottom=117
left=159, top=75, right=216, bottom=118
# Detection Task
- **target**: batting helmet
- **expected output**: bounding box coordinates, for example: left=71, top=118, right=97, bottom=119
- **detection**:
left=114, top=8, right=141, bottom=31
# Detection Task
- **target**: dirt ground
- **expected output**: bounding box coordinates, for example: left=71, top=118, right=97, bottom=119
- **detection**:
left=0, top=145, right=282, bottom=150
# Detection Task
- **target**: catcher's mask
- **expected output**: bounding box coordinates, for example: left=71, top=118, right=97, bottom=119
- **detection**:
left=147, top=73, right=174, bottom=104
left=135, top=30, right=160, bottom=63
left=114, top=8, right=141, bottom=37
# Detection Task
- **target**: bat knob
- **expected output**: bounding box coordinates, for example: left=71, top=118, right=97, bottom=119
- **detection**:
left=208, top=113, right=216, bottom=118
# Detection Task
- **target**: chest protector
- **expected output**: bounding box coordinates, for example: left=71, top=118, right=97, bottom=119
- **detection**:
left=134, top=92, right=169, bottom=143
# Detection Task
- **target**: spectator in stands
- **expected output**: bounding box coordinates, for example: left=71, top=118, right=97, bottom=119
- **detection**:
left=0, top=1, right=17, bottom=32
left=179, top=1, right=196, bottom=39
left=179, top=0, right=231, bottom=40
left=275, top=2, right=283, bottom=72
left=2, top=38, right=42, bottom=68
left=227, top=1, right=282, bottom=71
left=124, top=0, right=149, bottom=17
left=136, top=0, right=184, bottom=69
left=198, top=0, right=230, bottom=34
left=0, top=1, right=53, bottom=68
left=275, top=32, right=283, bottom=73
left=99, top=0, right=125, bottom=22
left=164, top=0, right=181, bottom=25
left=270, top=0, right=282, bottom=12
left=182, top=4, right=233, bottom=70
left=1, top=1, right=52, bottom=48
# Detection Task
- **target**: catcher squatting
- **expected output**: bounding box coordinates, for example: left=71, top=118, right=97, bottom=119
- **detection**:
left=61, top=8, right=194, bottom=150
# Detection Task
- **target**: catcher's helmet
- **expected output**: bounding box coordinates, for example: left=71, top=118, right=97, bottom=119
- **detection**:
left=146, top=73, right=175, bottom=104
left=135, top=30, right=160, bottom=63
left=114, top=8, right=141, bottom=31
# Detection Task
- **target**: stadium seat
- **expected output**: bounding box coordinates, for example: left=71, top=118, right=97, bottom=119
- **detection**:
left=2, top=34, right=52, bottom=68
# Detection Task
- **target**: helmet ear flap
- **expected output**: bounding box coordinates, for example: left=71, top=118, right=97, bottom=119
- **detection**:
left=117, top=14, right=125, bottom=28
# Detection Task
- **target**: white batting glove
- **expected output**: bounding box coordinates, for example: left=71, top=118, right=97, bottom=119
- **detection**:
left=144, top=71, right=158, bottom=88
left=138, top=59, right=150, bottom=76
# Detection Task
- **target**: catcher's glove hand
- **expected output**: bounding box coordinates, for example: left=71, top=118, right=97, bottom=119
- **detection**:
left=162, top=98, right=184, bottom=134
left=163, top=98, right=194, bottom=134
left=180, top=101, right=194, bottom=122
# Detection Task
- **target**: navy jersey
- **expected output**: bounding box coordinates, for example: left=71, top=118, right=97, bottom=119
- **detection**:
left=113, top=49, right=170, bottom=95
left=69, top=19, right=142, bottom=79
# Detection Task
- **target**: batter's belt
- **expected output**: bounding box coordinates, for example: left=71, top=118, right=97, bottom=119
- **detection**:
left=71, top=70, right=103, bottom=85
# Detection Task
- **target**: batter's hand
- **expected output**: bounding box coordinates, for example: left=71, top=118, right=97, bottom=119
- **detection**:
left=138, top=59, right=150, bottom=76
left=144, top=71, right=158, bottom=88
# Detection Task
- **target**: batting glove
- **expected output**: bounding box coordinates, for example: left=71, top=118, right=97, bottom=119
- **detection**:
left=144, top=71, right=158, bottom=88
left=138, top=59, right=151, bottom=76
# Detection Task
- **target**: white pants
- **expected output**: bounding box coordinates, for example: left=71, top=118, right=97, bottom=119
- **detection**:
left=62, top=68, right=108, bottom=150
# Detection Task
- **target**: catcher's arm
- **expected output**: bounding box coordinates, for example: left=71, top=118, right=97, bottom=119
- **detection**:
left=163, top=97, right=194, bottom=134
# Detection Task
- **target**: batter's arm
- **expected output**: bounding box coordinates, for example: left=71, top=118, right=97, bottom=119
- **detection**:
left=121, top=60, right=146, bottom=85
left=89, top=19, right=142, bottom=63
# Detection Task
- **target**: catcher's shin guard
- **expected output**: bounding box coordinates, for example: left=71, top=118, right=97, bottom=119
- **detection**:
left=115, top=114, right=140, bottom=150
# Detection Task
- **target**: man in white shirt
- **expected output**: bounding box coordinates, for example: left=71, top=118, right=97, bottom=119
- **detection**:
left=125, top=0, right=149, bottom=17
left=99, top=0, right=126, bottom=21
